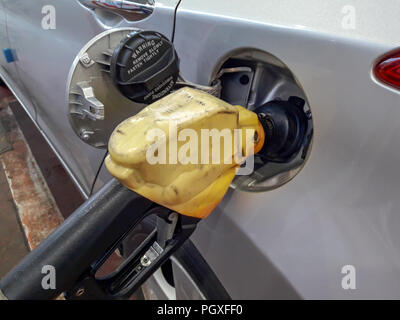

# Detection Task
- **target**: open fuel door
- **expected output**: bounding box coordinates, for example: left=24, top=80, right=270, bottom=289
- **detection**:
left=4, top=0, right=180, bottom=196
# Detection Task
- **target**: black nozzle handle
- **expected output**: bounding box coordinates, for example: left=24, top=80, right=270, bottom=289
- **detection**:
left=0, top=178, right=152, bottom=300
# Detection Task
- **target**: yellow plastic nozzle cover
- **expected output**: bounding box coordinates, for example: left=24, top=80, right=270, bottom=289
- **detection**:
left=105, top=87, right=264, bottom=219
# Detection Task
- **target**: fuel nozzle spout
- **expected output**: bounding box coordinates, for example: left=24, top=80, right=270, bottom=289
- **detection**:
left=255, top=96, right=309, bottom=163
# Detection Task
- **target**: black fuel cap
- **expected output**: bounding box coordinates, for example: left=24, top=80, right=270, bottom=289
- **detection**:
left=110, top=30, right=179, bottom=104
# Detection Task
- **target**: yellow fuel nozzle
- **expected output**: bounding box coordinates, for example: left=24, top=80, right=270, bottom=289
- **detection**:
left=105, top=87, right=265, bottom=219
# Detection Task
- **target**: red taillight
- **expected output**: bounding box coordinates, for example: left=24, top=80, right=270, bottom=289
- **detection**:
left=374, top=49, right=400, bottom=90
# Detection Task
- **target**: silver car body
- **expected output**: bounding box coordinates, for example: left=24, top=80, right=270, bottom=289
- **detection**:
left=1, top=0, right=400, bottom=299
